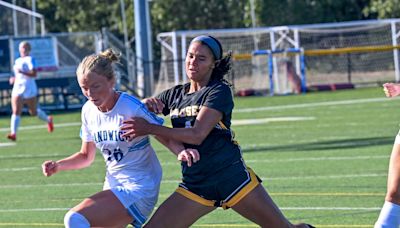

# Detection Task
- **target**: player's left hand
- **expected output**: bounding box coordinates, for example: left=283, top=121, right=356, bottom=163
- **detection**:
left=177, top=148, right=200, bottom=167
left=121, top=117, right=151, bottom=140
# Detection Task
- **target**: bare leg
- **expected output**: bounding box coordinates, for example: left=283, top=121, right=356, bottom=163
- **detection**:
left=385, top=144, right=400, bottom=204
left=232, top=185, right=310, bottom=228
left=9, top=95, right=23, bottom=136
left=70, top=190, right=133, bottom=227
left=375, top=144, right=400, bottom=227
left=144, top=192, right=215, bottom=228
left=24, top=97, right=38, bottom=116
left=11, top=95, right=23, bottom=116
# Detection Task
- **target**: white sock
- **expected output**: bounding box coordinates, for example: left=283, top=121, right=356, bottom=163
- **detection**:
left=64, top=211, right=90, bottom=228
left=36, top=108, right=49, bottom=122
left=10, top=114, right=20, bottom=135
left=375, top=201, right=400, bottom=228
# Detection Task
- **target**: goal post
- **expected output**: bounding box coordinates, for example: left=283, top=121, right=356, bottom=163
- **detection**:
left=156, top=19, right=400, bottom=96
left=253, top=48, right=306, bottom=96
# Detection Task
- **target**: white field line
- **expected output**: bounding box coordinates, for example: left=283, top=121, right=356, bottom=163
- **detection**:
left=0, top=142, right=16, bottom=147
left=0, top=96, right=390, bottom=132
left=262, top=173, right=386, bottom=181
left=0, top=206, right=380, bottom=213
left=232, top=116, right=315, bottom=125
left=235, top=97, right=395, bottom=113
left=0, top=155, right=389, bottom=172
left=0, top=172, right=386, bottom=189
left=245, top=155, right=389, bottom=163
left=0, top=122, right=80, bottom=132
left=0, top=117, right=313, bottom=132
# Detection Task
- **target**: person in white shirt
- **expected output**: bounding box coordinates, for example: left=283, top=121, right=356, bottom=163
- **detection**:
left=41, top=49, right=199, bottom=228
left=8, top=40, right=53, bottom=141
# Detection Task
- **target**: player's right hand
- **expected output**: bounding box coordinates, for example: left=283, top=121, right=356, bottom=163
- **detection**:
left=42, top=160, right=59, bottom=177
left=142, top=97, right=164, bottom=114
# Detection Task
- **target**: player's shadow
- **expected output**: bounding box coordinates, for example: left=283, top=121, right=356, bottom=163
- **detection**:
left=242, top=136, right=393, bottom=153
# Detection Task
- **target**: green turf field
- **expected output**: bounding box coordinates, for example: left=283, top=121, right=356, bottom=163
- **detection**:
left=0, top=86, right=396, bottom=227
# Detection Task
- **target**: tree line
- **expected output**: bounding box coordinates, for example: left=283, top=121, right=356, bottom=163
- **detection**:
left=2, top=0, right=399, bottom=51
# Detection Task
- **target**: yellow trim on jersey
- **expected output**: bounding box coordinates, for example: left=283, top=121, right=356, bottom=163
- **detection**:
left=218, top=121, right=228, bottom=129
left=176, top=187, right=216, bottom=207
left=218, top=121, right=239, bottom=145
left=221, top=167, right=260, bottom=209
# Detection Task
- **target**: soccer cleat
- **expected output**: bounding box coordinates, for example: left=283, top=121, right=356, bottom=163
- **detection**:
left=6, top=133, right=16, bottom=141
left=47, top=116, right=54, bottom=133
left=306, top=224, right=316, bottom=228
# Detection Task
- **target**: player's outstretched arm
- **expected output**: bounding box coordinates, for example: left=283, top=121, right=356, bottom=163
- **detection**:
left=41, top=142, right=96, bottom=177
left=383, top=83, right=400, bottom=97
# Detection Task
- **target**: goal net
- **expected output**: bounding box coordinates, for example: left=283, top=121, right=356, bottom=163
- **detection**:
left=156, top=19, right=400, bottom=96
left=253, top=48, right=305, bottom=95
left=0, top=1, right=45, bottom=37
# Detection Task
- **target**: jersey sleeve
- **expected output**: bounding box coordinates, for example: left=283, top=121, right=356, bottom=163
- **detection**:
left=156, top=84, right=185, bottom=116
left=203, top=83, right=234, bottom=116
left=29, top=57, right=37, bottom=70
left=80, top=104, right=94, bottom=142
left=131, top=98, right=164, bottom=125
left=135, top=101, right=164, bottom=126
left=156, top=88, right=176, bottom=116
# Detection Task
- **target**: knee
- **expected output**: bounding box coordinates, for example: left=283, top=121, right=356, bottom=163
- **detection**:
left=385, top=188, right=400, bottom=204
left=64, top=210, right=90, bottom=228
left=29, top=110, right=37, bottom=116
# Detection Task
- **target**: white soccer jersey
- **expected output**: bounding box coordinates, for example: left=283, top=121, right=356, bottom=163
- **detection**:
left=12, top=56, right=37, bottom=98
left=80, top=92, right=163, bottom=185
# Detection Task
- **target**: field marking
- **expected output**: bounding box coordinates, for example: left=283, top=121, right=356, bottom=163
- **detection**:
left=0, top=223, right=63, bottom=227
left=235, top=97, right=395, bottom=113
left=0, top=122, right=80, bottom=132
left=193, top=225, right=374, bottom=228
left=0, top=167, right=36, bottom=172
left=245, top=155, right=389, bottom=163
left=0, top=117, right=313, bottom=133
left=270, top=192, right=384, bottom=197
left=263, top=173, right=386, bottom=181
left=0, top=96, right=391, bottom=133
left=232, top=116, right=315, bottom=125
left=0, top=172, right=387, bottom=189
left=0, top=206, right=380, bottom=213
left=0, top=142, right=16, bottom=147
left=0, top=224, right=374, bottom=228
left=0, top=155, right=388, bottom=172
left=0, top=154, right=389, bottom=173
left=0, top=154, right=388, bottom=167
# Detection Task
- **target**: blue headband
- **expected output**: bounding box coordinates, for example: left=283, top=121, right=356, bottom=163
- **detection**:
left=190, top=35, right=222, bottom=60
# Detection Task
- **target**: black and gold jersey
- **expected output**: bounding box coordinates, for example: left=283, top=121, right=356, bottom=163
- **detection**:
left=157, top=79, right=243, bottom=185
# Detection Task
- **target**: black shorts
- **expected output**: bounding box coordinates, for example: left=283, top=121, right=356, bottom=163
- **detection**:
left=176, top=161, right=262, bottom=209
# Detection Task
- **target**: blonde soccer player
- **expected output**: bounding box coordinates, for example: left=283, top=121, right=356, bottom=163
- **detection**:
left=122, top=35, right=314, bottom=228
left=8, top=40, right=53, bottom=141
left=42, top=49, right=198, bottom=228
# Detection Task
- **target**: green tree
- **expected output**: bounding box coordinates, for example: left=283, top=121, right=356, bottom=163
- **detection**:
left=256, top=0, right=371, bottom=27
left=363, top=0, right=400, bottom=18
left=12, top=0, right=134, bottom=38
left=151, top=0, right=249, bottom=32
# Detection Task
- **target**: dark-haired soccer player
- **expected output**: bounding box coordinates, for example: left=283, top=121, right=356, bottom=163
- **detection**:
left=122, top=35, right=314, bottom=228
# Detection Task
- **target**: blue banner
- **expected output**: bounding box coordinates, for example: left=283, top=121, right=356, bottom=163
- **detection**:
left=12, top=37, right=58, bottom=72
